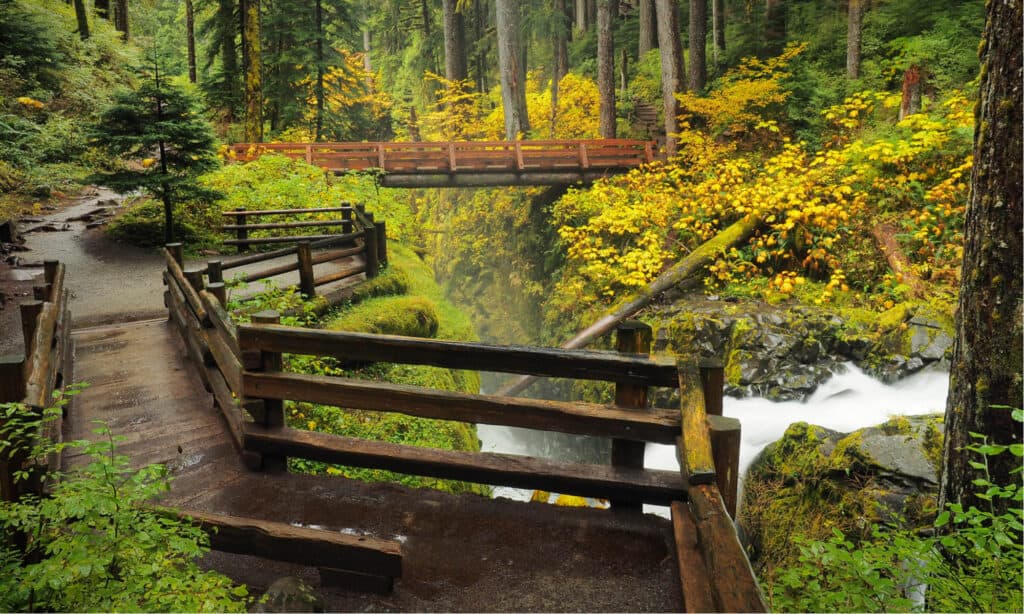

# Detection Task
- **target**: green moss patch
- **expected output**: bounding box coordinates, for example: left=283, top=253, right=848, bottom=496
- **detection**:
left=327, top=295, right=440, bottom=338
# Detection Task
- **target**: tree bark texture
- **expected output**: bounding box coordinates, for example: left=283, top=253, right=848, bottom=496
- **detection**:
left=899, top=65, right=923, bottom=120
left=185, top=0, right=197, bottom=83
left=314, top=0, right=324, bottom=141
left=639, top=0, right=657, bottom=55
left=846, top=0, right=863, bottom=79
left=764, top=0, right=786, bottom=55
left=688, top=0, right=707, bottom=91
left=655, top=0, right=686, bottom=155
left=553, top=0, right=570, bottom=134
left=442, top=0, right=468, bottom=82
left=597, top=0, right=616, bottom=138
left=711, top=0, right=725, bottom=69
left=73, top=0, right=90, bottom=40
left=243, top=0, right=263, bottom=142
left=940, top=0, right=1022, bottom=517
left=114, top=0, right=128, bottom=39
left=219, top=0, right=238, bottom=121
left=576, top=0, right=588, bottom=33
left=495, top=0, right=529, bottom=139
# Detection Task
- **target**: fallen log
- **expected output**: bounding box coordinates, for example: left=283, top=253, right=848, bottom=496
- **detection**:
left=871, top=222, right=926, bottom=299
left=497, top=212, right=763, bottom=396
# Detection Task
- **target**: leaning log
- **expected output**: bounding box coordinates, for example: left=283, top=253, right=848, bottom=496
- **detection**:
left=871, top=222, right=926, bottom=299
left=498, top=212, right=763, bottom=396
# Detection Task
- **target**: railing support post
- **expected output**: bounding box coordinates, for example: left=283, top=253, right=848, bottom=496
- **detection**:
left=611, top=320, right=652, bottom=512
left=234, top=208, right=249, bottom=253
left=297, top=241, right=316, bottom=298
left=700, top=358, right=739, bottom=517
left=247, top=310, right=287, bottom=472
left=207, top=282, right=228, bottom=307
left=167, top=242, right=184, bottom=267
left=342, top=206, right=353, bottom=234
left=207, top=260, right=224, bottom=284
left=363, top=219, right=379, bottom=279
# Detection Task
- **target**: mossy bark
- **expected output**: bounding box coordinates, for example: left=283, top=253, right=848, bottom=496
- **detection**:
left=939, top=0, right=1022, bottom=517
left=242, top=0, right=263, bottom=143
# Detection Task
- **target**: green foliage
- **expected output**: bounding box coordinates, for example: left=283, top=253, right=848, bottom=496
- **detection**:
left=0, top=391, right=250, bottom=612
left=328, top=295, right=440, bottom=338
left=768, top=409, right=1024, bottom=613
left=106, top=196, right=205, bottom=247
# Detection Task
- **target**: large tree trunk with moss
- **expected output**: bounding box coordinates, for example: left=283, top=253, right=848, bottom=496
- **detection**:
left=846, top=0, right=863, bottom=79
left=575, top=0, right=588, bottom=33
left=939, top=0, right=1022, bottom=517
left=597, top=0, right=616, bottom=138
left=498, top=212, right=764, bottom=396
left=655, top=0, right=686, bottom=155
left=496, top=0, right=529, bottom=139
left=688, top=0, right=707, bottom=91
left=639, top=0, right=657, bottom=55
left=242, top=0, right=263, bottom=142
left=443, top=0, right=468, bottom=82
left=73, top=0, right=90, bottom=40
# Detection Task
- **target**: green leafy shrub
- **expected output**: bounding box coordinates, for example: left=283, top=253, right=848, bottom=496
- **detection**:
left=0, top=391, right=250, bottom=612
left=768, top=409, right=1024, bottom=613
left=106, top=197, right=205, bottom=247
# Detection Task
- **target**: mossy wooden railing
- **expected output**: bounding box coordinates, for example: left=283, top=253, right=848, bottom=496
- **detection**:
left=163, top=246, right=765, bottom=611
left=0, top=260, right=71, bottom=501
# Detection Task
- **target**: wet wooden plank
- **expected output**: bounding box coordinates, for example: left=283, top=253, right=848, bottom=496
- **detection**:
left=244, top=371, right=680, bottom=443
left=243, top=425, right=687, bottom=505
left=238, top=325, right=678, bottom=386
left=671, top=501, right=715, bottom=613
left=678, top=363, right=715, bottom=485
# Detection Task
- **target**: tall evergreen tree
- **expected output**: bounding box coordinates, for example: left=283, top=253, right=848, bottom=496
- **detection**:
left=597, top=0, right=615, bottom=137
left=89, top=64, right=220, bottom=244
left=688, top=0, right=707, bottom=90
left=495, top=0, right=528, bottom=138
left=656, top=0, right=685, bottom=154
left=242, top=0, right=262, bottom=142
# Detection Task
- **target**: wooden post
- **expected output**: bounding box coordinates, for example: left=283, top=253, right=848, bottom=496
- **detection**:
left=32, top=286, right=49, bottom=301
left=611, top=320, right=652, bottom=512
left=363, top=221, right=379, bottom=279
left=0, top=355, right=25, bottom=403
left=342, top=207, right=353, bottom=234
left=375, top=220, right=387, bottom=267
left=699, top=359, right=724, bottom=417
left=708, top=414, right=741, bottom=518
left=235, top=208, right=249, bottom=253
left=251, top=310, right=286, bottom=472
left=43, top=260, right=59, bottom=285
left=184, top=267, right=205, bottom=294
left=207, top=260, right=224, bottom=284
left=208, top=282, right=228, bottom=307
left=19, top=301, right=43, bottom=363
left=297, top=241, right=316, bottom=297
left=166, top=242, right=184, bottom=266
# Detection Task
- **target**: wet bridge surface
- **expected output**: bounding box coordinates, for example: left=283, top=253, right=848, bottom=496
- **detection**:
left=66, top=317, right=683, bottom=611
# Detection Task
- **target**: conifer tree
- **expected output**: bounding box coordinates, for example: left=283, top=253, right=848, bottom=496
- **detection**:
left=89, top=62, right=220, bottom=244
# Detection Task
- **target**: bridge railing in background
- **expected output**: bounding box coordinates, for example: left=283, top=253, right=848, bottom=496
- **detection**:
left=228, top=139, right=657, bottom=175
left=0, top=260, right=71, bottom=501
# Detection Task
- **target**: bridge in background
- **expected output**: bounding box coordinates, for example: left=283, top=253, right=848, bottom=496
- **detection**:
left=228, top=140, right=658, bottom=187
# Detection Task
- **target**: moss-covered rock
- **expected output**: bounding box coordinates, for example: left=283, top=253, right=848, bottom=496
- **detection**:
left=739, top=415, right=944, bottom=578
left=327, top=295, right=439, bottom=338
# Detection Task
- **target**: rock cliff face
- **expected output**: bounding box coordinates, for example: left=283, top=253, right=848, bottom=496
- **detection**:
left=737, top=415, right=944, bottom=575
left=649, top=298, right=953, bottom=401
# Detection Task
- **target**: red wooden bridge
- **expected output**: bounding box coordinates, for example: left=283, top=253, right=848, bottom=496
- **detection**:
left=228, top=139, right=658, bottom=187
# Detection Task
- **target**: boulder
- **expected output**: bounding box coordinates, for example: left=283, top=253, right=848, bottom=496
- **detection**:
left=738, top=415, right=944, bottom=576
left=255, top=576, right=325, bottom=613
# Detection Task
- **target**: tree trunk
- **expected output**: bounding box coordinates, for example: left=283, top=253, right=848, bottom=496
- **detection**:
left=655, top=0, right=686, bottom=155
left=846, top=0, right=863, bottom=79
left=498, top=212, right=764, bottom=397
left=495, top=0, right=529, bottom=139
left=185, top=0, right=197, bottom=83
left=363, top=28, right=373, bottom=88
left=939, top=0, right=1022, bottom=517
left=870, top=223, right=926, bottom=299
left=711, top=0, right=725, bottom=70
left=597, top=0, right=616, bottom=138
left=576, top=0, right=588, bottom=33
left=899, top=65, right=923, bottom=120
left=114, top=0, right=128, bottom=39
left=219, top=0, right=238, bottom=122
left=639, top=0, right=657, bottom=55
left=688, top=0, right=707, bottom=91
left=243, top=0, right=263, bottom=142
left=552, top=0, right=569, bottom=135
left=442, top=0, right=468, bottom=82
left=73, top=0, right=90, bottom=40
left=314, top=0, right=324, bottom=141
left=95, top=0, right=110, bottom=20
left=764, top=0, right=786, bottom=55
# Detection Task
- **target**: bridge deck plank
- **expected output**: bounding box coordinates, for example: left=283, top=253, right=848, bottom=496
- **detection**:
left=64, top=318, right=686, bottom=612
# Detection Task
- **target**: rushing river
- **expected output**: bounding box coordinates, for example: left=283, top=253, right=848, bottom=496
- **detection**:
left=478, top=364, right=950, bottom=515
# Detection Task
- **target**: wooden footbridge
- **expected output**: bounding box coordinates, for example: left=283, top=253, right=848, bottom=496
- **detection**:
left=2, top=244, right=767, bottom=611
left=228, top=139, right=657, bottom=187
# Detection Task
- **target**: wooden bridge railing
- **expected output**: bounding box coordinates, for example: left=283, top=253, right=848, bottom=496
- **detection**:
left=229, top=139, right=656, bottom=175
left=162, top=246, right=765, bottom=611
left=0, top=260, right=71, bottom=501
